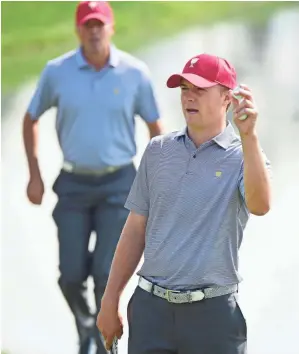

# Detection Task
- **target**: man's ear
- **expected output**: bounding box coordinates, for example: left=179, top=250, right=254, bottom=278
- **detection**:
left=109, top=23, right=115, bottom=36
left=224, top=90, right=232, bottom=112
left=223, top=90, right=230, bottom=106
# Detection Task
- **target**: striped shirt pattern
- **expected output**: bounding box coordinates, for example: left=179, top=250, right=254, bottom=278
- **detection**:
left=125, top=122, right=271, bottom=290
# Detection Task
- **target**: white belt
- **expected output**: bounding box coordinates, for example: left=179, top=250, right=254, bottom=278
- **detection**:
left=62, top=161, right=129, bottom=176
left=138, top=277, right=237, bottom=304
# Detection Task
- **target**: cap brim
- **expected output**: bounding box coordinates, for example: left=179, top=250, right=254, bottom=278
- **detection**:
left=78, top=13, right=110, bottom=26
left=166, top=73, right=217, bottom=88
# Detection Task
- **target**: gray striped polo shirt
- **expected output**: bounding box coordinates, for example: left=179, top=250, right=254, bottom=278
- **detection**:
left=125, top=122, right=271, bottom=290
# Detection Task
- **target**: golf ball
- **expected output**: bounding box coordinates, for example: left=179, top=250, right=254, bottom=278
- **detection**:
left=232, top=87, right=247, bottom=121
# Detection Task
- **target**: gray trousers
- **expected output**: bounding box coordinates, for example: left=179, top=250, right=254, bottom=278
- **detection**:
left=128, top=286, right=247, bottom=354
left=52, top=164, right=136, bottom=353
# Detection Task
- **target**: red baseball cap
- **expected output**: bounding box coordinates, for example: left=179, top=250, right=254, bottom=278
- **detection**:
left=76, top=1, right=114, bottom=26
left=167, top=53, right=237, bottom=90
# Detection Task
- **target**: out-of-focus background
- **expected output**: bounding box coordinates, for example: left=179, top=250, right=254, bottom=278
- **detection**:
left=1, top=1, right=299, bottom=354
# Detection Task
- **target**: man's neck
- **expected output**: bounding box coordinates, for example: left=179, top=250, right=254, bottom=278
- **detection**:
left=83, top=46, right=110, bottom=70
left=187, top=121, right=227, bottom=148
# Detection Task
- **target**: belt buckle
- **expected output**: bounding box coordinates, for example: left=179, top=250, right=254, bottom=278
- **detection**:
left=63, top=161, right=74, bottom=172
left=165, top=289, right=171, bottom=302
left=107, top=166, right=115, bottom=173
left=165, top=289, right=180, bottom=303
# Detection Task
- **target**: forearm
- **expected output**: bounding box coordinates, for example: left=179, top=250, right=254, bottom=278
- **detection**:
left=23, top=113, right=41, bottom=178
left=241, top=132, right=272, bottom=215
left=103, top=213, right=146, bottom=303
left=147, top=120, right=164, bottom=139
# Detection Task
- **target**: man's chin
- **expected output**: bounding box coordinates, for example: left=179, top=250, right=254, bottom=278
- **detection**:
left=185, top=113, right=200, bottom=124
left=89, top=42, right=103, bottom=51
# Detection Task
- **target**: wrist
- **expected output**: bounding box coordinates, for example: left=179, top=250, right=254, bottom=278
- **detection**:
left=29, top=159, right=41, bottom=179
left=240, top=131, right=258, bottom=143
left=30, top=169, right=42, bottom=181
left=101, top=290, right=120, bottom=308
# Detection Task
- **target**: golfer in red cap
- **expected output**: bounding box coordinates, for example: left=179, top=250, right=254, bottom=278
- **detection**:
left=97, top=53, right=272, bottom=354
left=23, top=2, right=162, bottom=354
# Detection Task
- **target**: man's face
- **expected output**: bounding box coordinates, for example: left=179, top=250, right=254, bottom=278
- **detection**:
left=180, top=79, right=230, bottom=129
left=76, top=19, right=114, bottom=54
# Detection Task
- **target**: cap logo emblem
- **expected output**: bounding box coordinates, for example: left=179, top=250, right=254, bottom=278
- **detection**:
left=190, top=58, right=199, bottom=68
left=88, top=1, right=98, bottom=9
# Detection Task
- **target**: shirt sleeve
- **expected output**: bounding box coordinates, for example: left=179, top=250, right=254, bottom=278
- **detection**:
left=124, top=143, right=151, bottom=216
left=135, top=65, right=160, bottom=123
left=27, top=63, right=56, bottom=120
left=238, top=151, right=273, bottom=201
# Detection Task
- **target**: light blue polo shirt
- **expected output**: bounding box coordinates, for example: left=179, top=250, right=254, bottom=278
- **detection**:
left=27, top=45, right=160, bottom=169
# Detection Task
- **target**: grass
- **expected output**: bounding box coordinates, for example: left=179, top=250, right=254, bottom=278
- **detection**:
left=1, top=1, right=297, bottom=93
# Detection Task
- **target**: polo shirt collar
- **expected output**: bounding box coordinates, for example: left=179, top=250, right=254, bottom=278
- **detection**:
left=174, top=121, right=236, bottom=150
left=213, top=121, right=236, bottom=149
left=76, top=44, right=120, bottom=69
